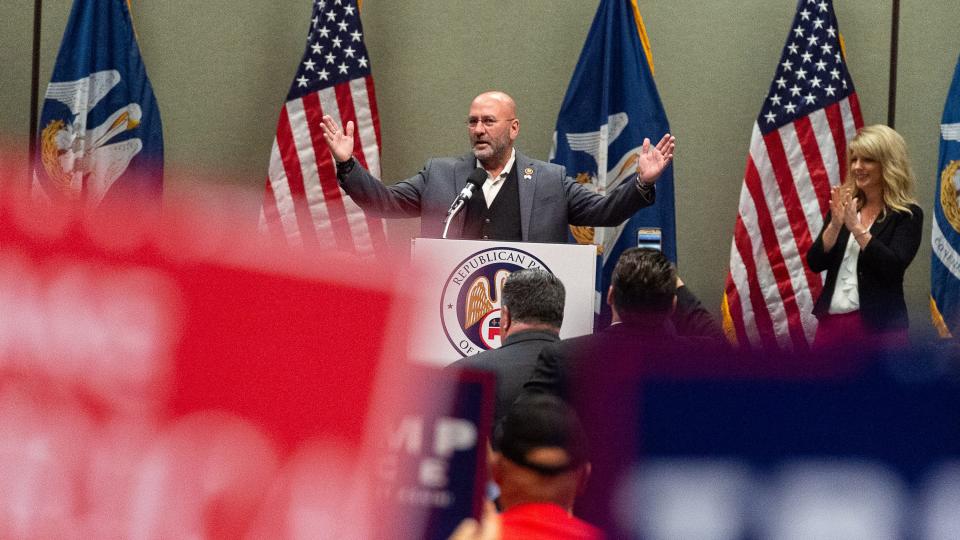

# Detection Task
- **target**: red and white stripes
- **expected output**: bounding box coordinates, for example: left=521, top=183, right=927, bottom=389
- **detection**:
left=262, top=76, right=386, bottom=256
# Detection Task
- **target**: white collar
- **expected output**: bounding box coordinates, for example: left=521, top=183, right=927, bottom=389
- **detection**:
left=476, top=147, right=517, bottom=181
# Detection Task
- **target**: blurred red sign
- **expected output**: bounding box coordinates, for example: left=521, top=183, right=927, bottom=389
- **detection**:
left=0, top=187, right=411, bottom=538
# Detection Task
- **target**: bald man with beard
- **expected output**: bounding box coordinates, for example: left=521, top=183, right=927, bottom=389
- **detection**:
left=320, top=91, right=675, bottom=242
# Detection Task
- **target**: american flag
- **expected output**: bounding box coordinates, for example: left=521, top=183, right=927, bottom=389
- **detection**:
left=261, top=0, right=387, bottom=255
left=722, top=0, right=864, bottom=352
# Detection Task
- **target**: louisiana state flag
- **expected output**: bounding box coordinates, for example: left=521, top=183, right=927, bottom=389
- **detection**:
left=550, top=0, right=675, bottom=327
left=931, top=54, right=960, bottom=337
left=33, top=0, right=163, bottom=208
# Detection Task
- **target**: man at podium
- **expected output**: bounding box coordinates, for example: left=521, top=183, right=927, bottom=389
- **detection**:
left=320, top=91, right=675, bottom=242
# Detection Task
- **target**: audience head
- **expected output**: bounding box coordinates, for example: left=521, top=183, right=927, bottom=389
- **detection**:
left=608, top=247, right=677, bottom=324
left=492, top=394, right=591, bottom=512
left=845, top=124, right=918, bottom=214
left=500, top=269, right=565, bottom=336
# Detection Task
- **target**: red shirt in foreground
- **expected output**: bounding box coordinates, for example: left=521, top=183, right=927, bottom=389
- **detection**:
left=500, top=502, right=603, bottom=540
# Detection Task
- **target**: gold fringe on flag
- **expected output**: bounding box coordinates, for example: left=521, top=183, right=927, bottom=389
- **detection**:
left=720, top=292, right=739, bottom=346
left=629, top=0, right=655, bottom=75
left=931, top=296, right=953, bottom=338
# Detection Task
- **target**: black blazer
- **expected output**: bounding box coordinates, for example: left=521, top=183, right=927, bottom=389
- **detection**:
left=673, top=285, right=728, bottom=345
left=445, top=329, right=560, bottom=426
left=806, top=204, right=923, bottom=332
left=522, top=321, right=721, bottom=402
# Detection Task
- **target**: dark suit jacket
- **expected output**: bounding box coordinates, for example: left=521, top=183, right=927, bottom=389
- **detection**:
left=445, top=329, right=560, bottom=426
left=522, top=321, right=720, bottom=402
left=338, top=150, right=654, bottom=243
left=672, top=284, right=727, bottom=344
left=521, top=321, right=722, bottom=535
left=807, top=205, right=922, bottom=332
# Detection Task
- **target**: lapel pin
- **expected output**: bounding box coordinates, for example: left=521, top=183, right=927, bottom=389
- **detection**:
left=523, top=167, right=534, bottom=180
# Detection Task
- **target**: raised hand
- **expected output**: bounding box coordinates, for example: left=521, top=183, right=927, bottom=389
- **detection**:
left=828, top=186, right=845, bottom=228
left=842, top=193, right=862, bottom=233
left=320, top=115, right=354, bottom=163
left=636, top=133, right=676, bottom=185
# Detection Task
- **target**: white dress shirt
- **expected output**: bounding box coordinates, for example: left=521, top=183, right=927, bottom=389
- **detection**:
left=828, top=231, right=861, bottom=314
left=477, top=148, right=516, bottom=208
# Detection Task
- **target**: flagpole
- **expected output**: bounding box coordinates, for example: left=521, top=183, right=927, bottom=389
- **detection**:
left=28, top=0, right=43, bottom=173
left=887, top=0, right=900, bottom=127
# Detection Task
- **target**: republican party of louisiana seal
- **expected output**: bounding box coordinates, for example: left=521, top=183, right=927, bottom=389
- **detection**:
left=440, top=247, right=551, bottom=357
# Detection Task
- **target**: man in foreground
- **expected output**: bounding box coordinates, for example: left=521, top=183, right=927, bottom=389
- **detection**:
left=491, top=394, right=601, bottom=539
left=524, top=247, right=722, bottom=399
left=522, top=247, right=724, bottom=534
left=446, top=269, right=565, bottom=426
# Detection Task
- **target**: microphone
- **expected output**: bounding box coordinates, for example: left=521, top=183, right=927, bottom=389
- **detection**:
left=442, top=168, right=488, bottom=239
left=456, top=167, right=488, bottom=203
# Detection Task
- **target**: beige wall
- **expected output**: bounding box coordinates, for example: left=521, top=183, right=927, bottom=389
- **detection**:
left=2, top=1, right=958, bottom=342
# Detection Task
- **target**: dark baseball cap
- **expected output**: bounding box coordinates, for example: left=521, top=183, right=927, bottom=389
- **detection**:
left=494, top=394, right=590, bottom=476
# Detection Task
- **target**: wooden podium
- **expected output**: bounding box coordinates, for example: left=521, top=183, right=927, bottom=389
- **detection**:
left=408, top=238, right=597, bottom=366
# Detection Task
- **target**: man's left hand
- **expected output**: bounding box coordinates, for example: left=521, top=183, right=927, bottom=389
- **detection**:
left=637, top=133, right=676, bottom=185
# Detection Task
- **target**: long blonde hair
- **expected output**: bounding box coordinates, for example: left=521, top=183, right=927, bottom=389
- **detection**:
left=844, top=124, right=918, bottom=217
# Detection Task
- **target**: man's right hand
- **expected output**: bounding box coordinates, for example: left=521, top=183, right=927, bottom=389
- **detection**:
left=320, top=115, right=354, bottom=163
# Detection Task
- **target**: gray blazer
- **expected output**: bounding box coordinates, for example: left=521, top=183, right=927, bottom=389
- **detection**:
left=339, top=150, right=655, bottom=243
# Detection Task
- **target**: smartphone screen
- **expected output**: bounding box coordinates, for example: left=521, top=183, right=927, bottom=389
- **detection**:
left=637, top=227, right=662, bottom=251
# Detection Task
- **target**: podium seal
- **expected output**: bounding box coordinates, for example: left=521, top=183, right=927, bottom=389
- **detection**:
left=440, top=247, right=551, bottom=357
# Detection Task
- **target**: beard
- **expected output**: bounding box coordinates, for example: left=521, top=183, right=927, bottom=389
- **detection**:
left=471, top=135, right=509, bottom=163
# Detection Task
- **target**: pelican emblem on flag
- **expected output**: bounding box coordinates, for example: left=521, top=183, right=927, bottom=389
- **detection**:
left=565, top=112, right=629, bottom=172
left=564, top=112, right=643, bottom=186
left=940, top=123, right=960, bottom=233
left=38, top=69, right=143, bottom=205
left=940, top=160, right=960, bottom=234
left=564, top=111, right=647, bottom=255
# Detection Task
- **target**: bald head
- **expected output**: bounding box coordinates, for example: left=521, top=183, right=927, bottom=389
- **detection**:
left=472, top=91, right=517, bottom=118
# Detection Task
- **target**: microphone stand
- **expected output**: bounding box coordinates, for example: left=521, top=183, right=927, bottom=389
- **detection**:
left=441, top=197, right=467, bottom=239
left=441, top=168, right=486, bottom=239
